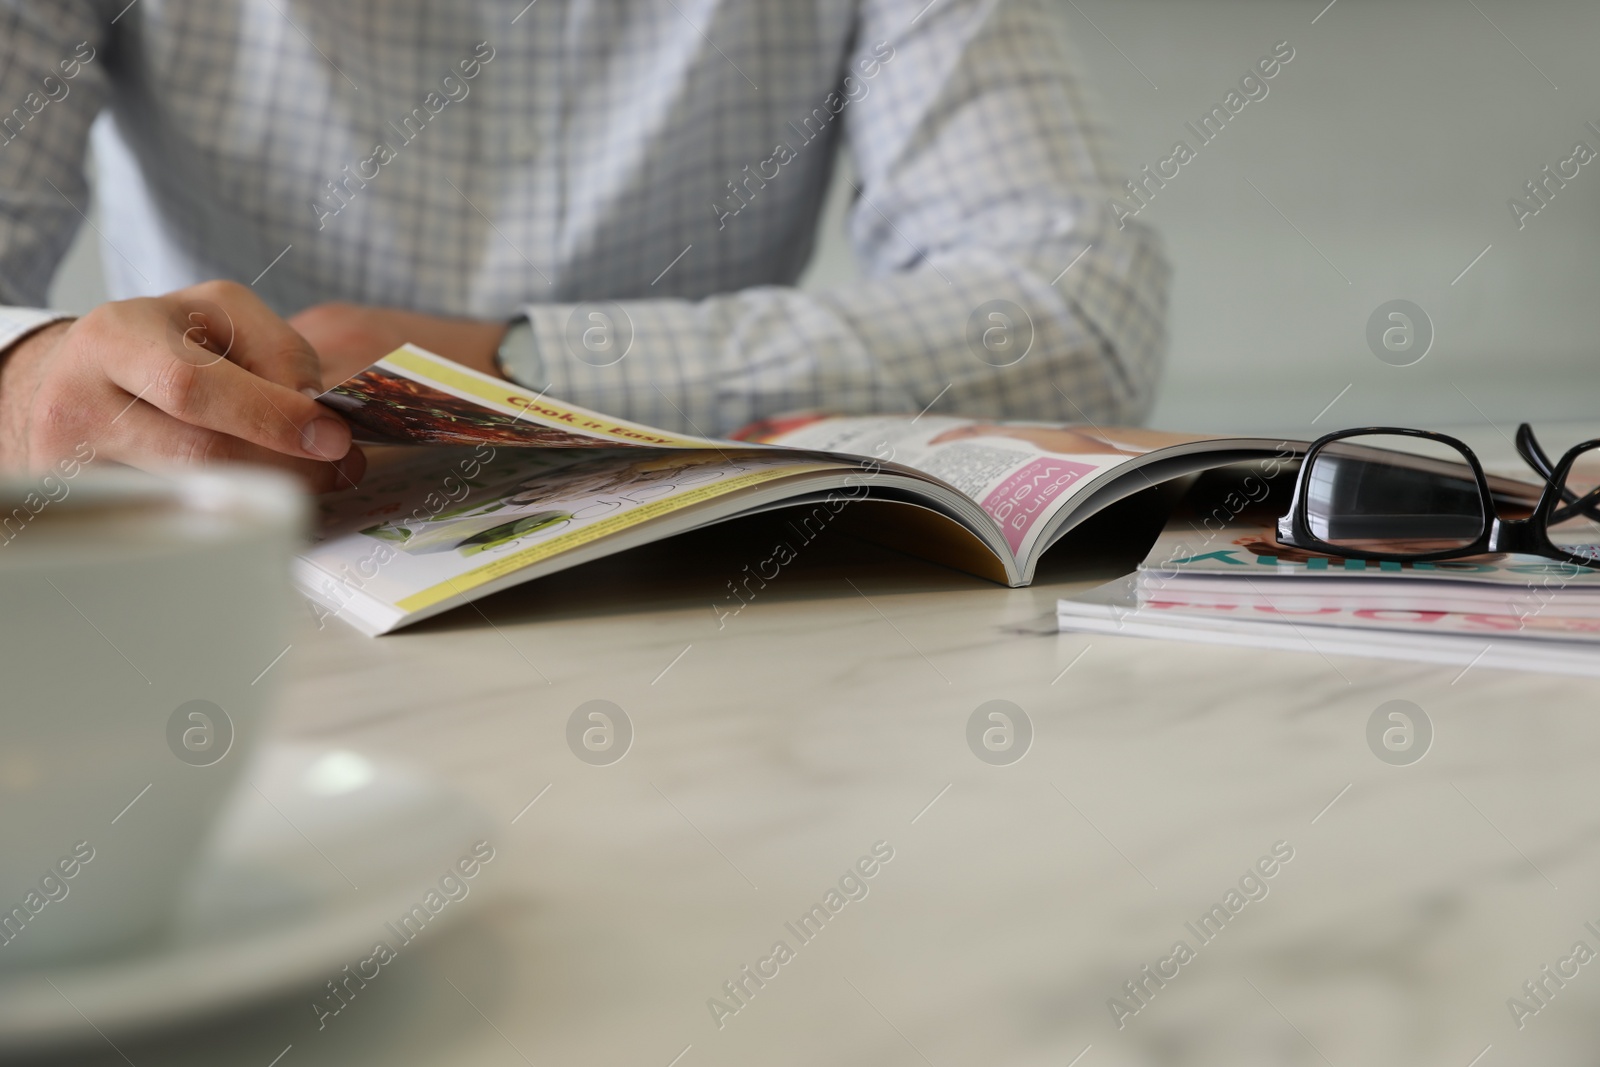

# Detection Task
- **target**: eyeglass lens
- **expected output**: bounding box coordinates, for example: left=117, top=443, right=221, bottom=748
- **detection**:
left=1304, top=434, right=1486, bottom=555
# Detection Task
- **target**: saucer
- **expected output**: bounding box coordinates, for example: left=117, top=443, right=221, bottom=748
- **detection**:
left=0, top=743, right=498, bottom=1053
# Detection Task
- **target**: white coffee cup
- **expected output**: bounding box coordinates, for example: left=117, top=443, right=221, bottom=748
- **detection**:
left=0, top=465, right=305, bottom=969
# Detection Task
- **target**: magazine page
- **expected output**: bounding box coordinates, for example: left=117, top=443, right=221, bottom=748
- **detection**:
left=317, top=344, right=735, bottom=449
left=1132, top=463, right=1594, bottom=590
left=1134, top=579, right=1600, bottom=642
left=735, top=414, right=1223, bottom=559
left=1057, top=579, right=1600, bottom=676
left=1141, top=515, right=1600, bottom=592
left=299, top=445, right=853, bottom=632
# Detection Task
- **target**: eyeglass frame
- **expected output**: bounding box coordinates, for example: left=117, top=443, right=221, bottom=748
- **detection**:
left=1274, top=424, right=1600, bottom=568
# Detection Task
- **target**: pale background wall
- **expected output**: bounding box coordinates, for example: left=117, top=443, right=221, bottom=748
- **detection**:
left=47, top=0, right=1600, bottom=435
left=1054, top=0, right=1600, bottom=434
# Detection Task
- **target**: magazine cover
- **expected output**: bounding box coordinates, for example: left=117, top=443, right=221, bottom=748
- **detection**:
left=1100, top=469, right=1600, bottom=643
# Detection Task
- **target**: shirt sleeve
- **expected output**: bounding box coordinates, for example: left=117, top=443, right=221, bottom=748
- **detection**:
left=0, top=2, right=113, bottom=343
left=511, top=0, right=1168, bottom=436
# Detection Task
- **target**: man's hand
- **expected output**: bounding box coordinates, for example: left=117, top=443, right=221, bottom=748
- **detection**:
left=0, top=281, right=364, bottom=492
left=289, top=302, right=509, bottom=390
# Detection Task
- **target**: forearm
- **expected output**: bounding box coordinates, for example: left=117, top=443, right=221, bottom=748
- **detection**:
left=379, top=311, right=506, bottom=379
left=285, top=303, right=508, bottom=390
left=0, top=4, right=110, bottom=308
left=0, top=3, right=109, bottom=440
left=497, top=0, right=1169, bottom=436
left=0, top=318, right=72, bottom=420
left=507, top=224, right=1166, bottom=437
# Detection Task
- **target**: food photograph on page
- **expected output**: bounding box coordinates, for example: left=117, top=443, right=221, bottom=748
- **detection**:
left=318, top=363, right=604, bottom=447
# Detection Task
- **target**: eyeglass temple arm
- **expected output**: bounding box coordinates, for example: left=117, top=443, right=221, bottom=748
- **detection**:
left=1517, top=422, right=1600, bottom=523
left=1516, top=423, right=1557, bottom=483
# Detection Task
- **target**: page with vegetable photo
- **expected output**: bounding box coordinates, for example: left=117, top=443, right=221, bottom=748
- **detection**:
left=298, top=446, right=858, bottom=634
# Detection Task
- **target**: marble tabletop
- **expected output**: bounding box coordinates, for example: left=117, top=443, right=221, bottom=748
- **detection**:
left=31, top=422, right=1600, bottom=1067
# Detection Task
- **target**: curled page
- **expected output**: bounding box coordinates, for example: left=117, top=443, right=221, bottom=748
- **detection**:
left=318, top=345, right=734, bottom=449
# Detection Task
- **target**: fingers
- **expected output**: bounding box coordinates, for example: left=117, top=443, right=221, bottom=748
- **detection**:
left=99, top=394, right=366, bottom=493
left=6, top=288, right=367, bottom=491
left=88, top=296, right=355, bottom=464
left=168, top=280, right=326, bottom=396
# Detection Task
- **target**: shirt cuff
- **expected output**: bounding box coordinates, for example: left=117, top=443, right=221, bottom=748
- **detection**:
left=519, top=301, right=641, bottom=420
left=0, top=308, right=72, bottom=357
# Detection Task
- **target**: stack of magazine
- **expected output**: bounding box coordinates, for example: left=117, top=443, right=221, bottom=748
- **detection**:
left=1056, top=467, right=1600, bottom=676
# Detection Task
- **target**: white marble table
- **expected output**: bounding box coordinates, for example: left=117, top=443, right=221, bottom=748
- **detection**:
left=34, top=423, right=1600, bottom=1067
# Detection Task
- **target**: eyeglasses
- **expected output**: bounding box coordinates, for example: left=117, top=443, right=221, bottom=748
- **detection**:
left=1275, top=425, right=1600, bottom=568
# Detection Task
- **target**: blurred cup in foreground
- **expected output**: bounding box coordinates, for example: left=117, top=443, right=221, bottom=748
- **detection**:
left=0, top=467, right=305, bottom=970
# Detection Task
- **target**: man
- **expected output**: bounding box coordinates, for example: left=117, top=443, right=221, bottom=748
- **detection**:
left=0, top=0, right=1166, bottom=491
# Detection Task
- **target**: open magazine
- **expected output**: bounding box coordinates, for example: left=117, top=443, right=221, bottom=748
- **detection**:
left=299, top=345, right=1310, bottom=635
